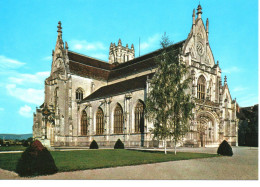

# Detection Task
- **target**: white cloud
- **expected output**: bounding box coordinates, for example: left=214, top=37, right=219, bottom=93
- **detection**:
left=70, top=40, right=106, bottom=51
left=8, top=71, right=49, bottom=85
left=140, top=34, right=161, bottom=51
left=0, top=55, right=25, bottom=69
left=232, top=86, right=247, bottom=93
left=222, top=66, right=241, bottom=74
left=19, top=105, right=32, bottom=118
left=0, top=107, right=4, bottom=111
left=42, top=56, right=52, bottom=61
left=6, top=84, right=44, bottom=105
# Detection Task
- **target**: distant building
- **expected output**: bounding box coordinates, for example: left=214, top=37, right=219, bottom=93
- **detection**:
left=33, top=5, right=238, bottom=148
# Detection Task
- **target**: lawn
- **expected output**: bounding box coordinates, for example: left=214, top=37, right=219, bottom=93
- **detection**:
left=0, top=146, right=26, bottom=151
left=0, top=149, right=219, bottom=173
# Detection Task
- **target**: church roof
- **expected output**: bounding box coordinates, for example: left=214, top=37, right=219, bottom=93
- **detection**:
left=80, top=73, right=154, bottom=102
left=68, top=40, right=185, bottom=81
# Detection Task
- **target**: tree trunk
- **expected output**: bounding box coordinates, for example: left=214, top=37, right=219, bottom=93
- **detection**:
left=164, top=139, right=167, bottom=154
left=174, top=139, right=177, bottom=155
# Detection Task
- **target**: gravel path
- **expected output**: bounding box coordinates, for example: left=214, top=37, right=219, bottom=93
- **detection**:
left=0, top=146, right=258, bottom=180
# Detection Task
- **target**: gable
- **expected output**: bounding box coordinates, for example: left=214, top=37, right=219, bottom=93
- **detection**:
left=183, top=17, right=215, bottom=67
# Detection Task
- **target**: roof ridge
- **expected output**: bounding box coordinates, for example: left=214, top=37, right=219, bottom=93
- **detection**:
left=68, top=50, right=108, bottom=64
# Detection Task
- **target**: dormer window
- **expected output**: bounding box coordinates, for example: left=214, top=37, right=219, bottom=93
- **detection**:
left=76, top=88, right=84, bottom=101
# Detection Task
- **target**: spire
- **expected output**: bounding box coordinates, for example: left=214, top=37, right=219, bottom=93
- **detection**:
left=192, top=9, right=195, bottom=25
left=65, top=41, right=68, bottom=49
left=196, top=4, right=202, bottom=19
left=126, top=44, right=128, bottom=48
left=224, top=75, right=227, bottom=84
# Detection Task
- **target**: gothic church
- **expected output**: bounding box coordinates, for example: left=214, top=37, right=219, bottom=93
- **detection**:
left=33, top=5, right=238, bottom=148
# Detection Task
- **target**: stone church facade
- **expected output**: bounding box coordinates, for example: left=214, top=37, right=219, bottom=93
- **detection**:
left=33, top=5, right=238, bottom=148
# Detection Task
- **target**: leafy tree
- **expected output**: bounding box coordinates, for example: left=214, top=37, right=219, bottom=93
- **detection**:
left=146, top=33, right=194, bottom=154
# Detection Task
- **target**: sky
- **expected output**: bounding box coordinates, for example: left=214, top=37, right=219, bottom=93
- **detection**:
left=0, top=0, right=258, bottom=134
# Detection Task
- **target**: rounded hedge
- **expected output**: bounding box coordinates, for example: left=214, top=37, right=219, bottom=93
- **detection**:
left=16, top=140, right=58, bottom=177
left=89, top=140, right=99, bottom=149
left=114, top=139, right=124, bottom=149
left=217, top=140, right=233, bottom=156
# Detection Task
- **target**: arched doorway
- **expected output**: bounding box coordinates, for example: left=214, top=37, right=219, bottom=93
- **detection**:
left=196, top=111, right=217, bottom=147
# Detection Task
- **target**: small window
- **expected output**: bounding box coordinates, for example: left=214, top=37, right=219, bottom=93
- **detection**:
left=197, top=75, right=206, bottom=100
left=76, top=88, right=84, bottom=100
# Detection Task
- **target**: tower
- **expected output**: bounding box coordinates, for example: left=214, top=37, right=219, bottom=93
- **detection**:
left=108, top=39, right=135, bottom=64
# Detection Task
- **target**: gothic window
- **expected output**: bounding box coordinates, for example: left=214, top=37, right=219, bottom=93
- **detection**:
left=197, top=75, right=206, bottom=100
left=114, top=104, right=123, bottom=134
left=76, top=88, right=84, bottom=101
left=135, top=101, right=145, bottom=133
left=54, top=87, right=59, bottom=109
left=81, top=110, right=88, bottom=136
left=96, top=108, right=104, bottom=135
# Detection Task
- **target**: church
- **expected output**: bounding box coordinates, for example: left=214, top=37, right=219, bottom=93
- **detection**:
left=33, top=5, right=238, bottom=148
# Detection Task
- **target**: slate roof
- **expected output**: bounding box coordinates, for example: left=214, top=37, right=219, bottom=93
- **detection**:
left=68, top=40, right=185, bottom=81
left=80, top=73, right=154, bottom=102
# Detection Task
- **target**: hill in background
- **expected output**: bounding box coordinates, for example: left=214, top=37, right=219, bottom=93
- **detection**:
left=0, top=134, right=33, bottom=140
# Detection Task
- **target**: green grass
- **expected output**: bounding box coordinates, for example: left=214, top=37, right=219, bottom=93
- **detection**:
left=0, top=149, right=219, bottom=173
left=0, top=145, right=26, bottom=151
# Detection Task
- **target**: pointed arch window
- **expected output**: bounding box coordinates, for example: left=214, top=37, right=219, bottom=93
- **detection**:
left=114, top=104, right=123, bottom=134
left=197, top=75, right=206, bottom=100
left=76, top=88, right=84, bottom=101
left=81, top=110, right=88, bottom=136
left=96, top=108, right=104, bottom=135
left=135, top=101, right=145, bottom=133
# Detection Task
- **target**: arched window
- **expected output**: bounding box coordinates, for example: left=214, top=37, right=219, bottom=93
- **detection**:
left=54, top=87, right=59, bottom=109
left=114, top=104, right=123, bottom=134
left=96, top=108, right=104, bottom=135
left=76, top=88, right=84, bottom=101
left=81, top=110, right=88, bottom=136
left=197, top=75, right=206, bottom=100
left=135, top=101, right=145, bottom=133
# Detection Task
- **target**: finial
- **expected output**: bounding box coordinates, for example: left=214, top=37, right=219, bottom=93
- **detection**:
left=110, top=42, right=113, bottom=48
left=52, top=50, right=54, bottom=56
left=65, top=41, right=68, bottom=49
left=118, top=38, right=122, bottom=46
left=57, top=21, right=62, bottom=35
left=126, top=44, right=128, bottom=48
left=192, top=9, right=195, bottom=25
left=217, top=60, right=219, bottom=66
left=224, top=75, right=227, bottom=83
left=197, top=4, right=202, bottom=19
left=206, top=18, right=209, bottom=32
left=131, top=44, right=134, bottom=50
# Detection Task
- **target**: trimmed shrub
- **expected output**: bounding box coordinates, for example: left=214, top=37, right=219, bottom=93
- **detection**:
left=217, top=140, right=233, bottom=156
left=16, top=140, right=58, bottom=177
left=114, top=139, right=124, bottom=149
left=89, top=140, right=99, bottom=149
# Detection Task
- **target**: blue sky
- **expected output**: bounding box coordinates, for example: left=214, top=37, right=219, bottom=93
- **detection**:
left=0, top=0, right=258, bottom=134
